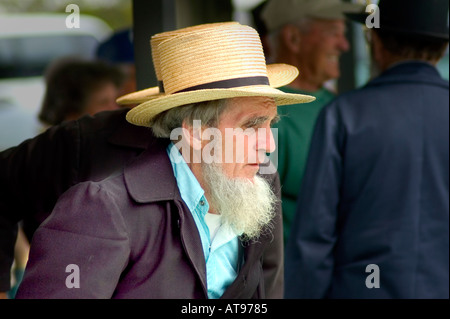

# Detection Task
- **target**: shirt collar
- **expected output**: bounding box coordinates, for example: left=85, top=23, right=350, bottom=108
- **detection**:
left=167, top=142, right=207, bottom=213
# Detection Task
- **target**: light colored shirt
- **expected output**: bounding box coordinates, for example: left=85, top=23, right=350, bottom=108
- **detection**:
left=167, top=142, right=240, bottom=299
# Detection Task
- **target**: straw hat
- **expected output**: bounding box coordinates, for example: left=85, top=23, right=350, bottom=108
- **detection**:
left=117, top=22, right=241, bottom=105
left=117, top=22, right=301, bottom=106
left=125, top=23, right=315, bottom=127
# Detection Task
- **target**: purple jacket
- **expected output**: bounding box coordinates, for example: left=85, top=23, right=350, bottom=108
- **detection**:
left=16, top=123, right=284, bottom=299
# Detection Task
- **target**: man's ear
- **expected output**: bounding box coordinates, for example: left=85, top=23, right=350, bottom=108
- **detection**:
left=281, top=24, right=302, bottom=53
left=182, top=120, right=203, bottom=151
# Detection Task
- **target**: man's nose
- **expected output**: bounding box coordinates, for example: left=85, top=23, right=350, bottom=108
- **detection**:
left=257, top=127, right=276, bottom=154
left=338, top=33, right=350, bottom=52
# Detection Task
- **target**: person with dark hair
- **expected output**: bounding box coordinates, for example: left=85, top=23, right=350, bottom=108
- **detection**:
left=39, top=58, right=125, bottom=127
left=285, top=0, right=449, bottom=299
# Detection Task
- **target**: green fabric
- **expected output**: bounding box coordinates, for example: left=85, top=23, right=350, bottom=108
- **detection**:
left=272, top=86, right=335, bottom=243
left=7, top=268, right=25, bottom=299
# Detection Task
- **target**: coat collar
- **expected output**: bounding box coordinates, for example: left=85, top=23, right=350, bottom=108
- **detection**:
left=123, top=135, right=182, bottom=203
left=368, top=61, right=449, bottom=89
left=106, top=108, right=180, bottom=201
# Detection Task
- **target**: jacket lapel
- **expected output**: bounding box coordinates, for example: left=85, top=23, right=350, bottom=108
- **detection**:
left=123, top=136, right=179, bottom=203
left=221, top=238, right=265, bottom=299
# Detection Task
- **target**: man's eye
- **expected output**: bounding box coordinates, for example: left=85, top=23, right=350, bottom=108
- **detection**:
left=242, top=120, right=261, bottom=129
left=242, top=115, right=278, bottom=129
left=270, top=115, right=280, bottom=126
left=245, top=123, right=259, bottom=129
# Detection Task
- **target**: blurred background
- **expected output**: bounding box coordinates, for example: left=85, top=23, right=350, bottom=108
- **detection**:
left=0, top=0, right=448, bottom=151
left=0, top=0, right=132, bottom=150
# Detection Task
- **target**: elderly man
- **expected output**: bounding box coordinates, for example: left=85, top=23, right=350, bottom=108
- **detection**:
left=286, top=0, right=449, bottom=298
left=1, top=22, right=239, bottom=299
left=0, top=22, right=230, bottom=297
left=14, top=23, right=314, bottom=298
left=261, top=0, right=363, bottom=242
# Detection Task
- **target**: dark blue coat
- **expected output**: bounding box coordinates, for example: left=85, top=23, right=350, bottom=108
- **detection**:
left=285, top=62, right=449, bottom=299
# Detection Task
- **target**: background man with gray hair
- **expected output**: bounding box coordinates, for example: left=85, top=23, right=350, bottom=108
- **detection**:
left=261, top=0, right=363, bottom=243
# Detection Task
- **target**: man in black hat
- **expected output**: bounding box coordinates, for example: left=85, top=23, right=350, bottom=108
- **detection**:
left=285, top=0, right=449, bottom=298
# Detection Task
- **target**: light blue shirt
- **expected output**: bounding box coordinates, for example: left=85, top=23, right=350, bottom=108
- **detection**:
left=167, top=142, right=241, bottom=299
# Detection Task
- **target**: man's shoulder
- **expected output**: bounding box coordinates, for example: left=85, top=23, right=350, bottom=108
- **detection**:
left=364, top=62, right=449, bottom=91
left=76, top=108, right=131, bottom=134
left=62, top=174, right=127, bottom=201
left=328, top=63, right=449, bottom=110
left=73, top=108, right=155, bottom=149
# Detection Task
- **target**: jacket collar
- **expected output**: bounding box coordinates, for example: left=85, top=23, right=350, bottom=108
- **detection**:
left=123, top=135, right=182, bottom=203
left=368, top=61, right=449, bottom=89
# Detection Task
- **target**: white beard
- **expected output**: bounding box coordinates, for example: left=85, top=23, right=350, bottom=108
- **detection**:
left=201, top=162, right=277, bottom=241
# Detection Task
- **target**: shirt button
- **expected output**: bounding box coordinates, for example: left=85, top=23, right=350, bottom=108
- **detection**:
left=200, top=200, right=205, bottom=206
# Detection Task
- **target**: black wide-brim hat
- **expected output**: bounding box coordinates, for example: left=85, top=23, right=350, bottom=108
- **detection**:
left=346, top=0, right=449, bottom=40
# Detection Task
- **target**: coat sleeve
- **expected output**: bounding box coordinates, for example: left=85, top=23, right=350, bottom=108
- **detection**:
left=284, top=102, right=344, bottom=298
left=16, top=182, right=130, bottom=299
left=0, top=121, right=80, bottom=291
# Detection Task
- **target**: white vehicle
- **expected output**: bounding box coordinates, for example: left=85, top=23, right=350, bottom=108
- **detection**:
left=0, top=13, right=112, bottom=150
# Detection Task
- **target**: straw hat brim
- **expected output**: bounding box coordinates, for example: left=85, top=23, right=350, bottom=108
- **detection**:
left=116, top=86, right=161, bottom=105
left=116, top=63, right=300, bottom=106
left=126, top=85, right=316, bottom=127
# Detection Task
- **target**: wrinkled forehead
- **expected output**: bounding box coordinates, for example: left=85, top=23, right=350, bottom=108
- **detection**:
left=226, top=96, right=277, bottom=115
left=218, top=96, right=278, bottom=126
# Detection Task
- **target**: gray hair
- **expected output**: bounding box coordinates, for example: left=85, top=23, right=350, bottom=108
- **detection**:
left=150, top=99, right=229, bottom=138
